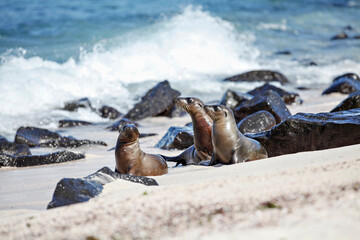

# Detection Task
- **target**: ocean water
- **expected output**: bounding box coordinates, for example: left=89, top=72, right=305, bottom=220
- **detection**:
left=1, top=0, right=360, bottom=139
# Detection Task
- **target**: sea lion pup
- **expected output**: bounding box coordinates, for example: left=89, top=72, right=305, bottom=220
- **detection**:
left=204, top=105, right=268, bottom=165
left=115, top=124, right=168, bottom=176
left=161, top=97, right=213, bottom=166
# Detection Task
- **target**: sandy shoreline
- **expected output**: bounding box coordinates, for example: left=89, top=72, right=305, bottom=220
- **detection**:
left=0, top=89, right=359, bottom=239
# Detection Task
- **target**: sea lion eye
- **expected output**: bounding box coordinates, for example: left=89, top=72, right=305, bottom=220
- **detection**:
left=187, top=98, right=193, bottom=104
left=215, top=106, right=220, bottom=111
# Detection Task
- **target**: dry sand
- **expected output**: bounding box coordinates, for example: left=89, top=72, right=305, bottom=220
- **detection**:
left=0, top=90, right=359, bottom=239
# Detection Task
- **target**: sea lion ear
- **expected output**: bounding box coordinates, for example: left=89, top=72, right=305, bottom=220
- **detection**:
left=224, top=111, right=228, bottom=117
left=198, top=103, right=203, bottom=108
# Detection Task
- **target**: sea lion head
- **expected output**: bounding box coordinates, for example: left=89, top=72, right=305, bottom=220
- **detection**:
left=204, top=105, right=233, bottom=121
left=176, top=97, right=205, bottom=114
left=118, top=124, right=140, bottom=143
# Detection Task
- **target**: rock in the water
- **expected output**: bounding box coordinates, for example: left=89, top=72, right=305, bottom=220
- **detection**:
left=47, top=166, right=158, bottom=209
left=234, top=90, right=292, bottom=123
left=0, top=136, right=31, bottom=156
left=155, top=126, right=194, bottom=150
left=247, top=83, right=302, bottom=105
left=59, top=120, right=93, bottom=128
left=331, top=32, right=348, bottom=40
left=246, top=109, right=360, bottom=157
left=219, top=90, right=253, bottom=110
left=106, top=118, right=139, bottom=131
left=331, top=90, right=360, bottom=112
left=0, top=150, right=85, bottom=167
left=322, top=73, right=360, bottom=95
left=15, top=126, right=107, bottom=148
left=124, top=80, right=181, bottom=120
left=237, top=111, right=276, bottom=134
left=62, top=98, right=95, bottom=112
left=99, top=105, right=122, bottom=119
left=275, top=51, right=291, bottom=55
left=224, top=70, right=290, bottom=85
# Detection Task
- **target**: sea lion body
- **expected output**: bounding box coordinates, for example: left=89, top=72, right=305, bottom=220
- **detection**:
left=162, top=97, right=213, bottom=166
left=115, top=124, right=168, bottom=176
left=204, top=105, right=268, bottom=165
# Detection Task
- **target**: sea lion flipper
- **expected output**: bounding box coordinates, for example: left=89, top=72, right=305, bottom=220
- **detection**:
left=208, top=153, right=220, bottom=166
left=231, top=148, right=245, bottom=164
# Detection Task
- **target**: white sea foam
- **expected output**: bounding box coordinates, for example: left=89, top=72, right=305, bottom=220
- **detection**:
left=0, top=6, right=260, bottom=138
left=0, top=5, right=359, bottom=139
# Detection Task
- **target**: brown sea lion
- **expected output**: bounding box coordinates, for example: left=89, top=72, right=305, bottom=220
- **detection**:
left=161, top=97, right=213, bottom=166
left=115, top=124, right=168, bottom=176
left=204, top=105, right=268, bottom=165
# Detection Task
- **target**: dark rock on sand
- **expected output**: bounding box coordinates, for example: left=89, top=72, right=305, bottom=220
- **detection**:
left=106, top=118, right=139, bottom=131
left=322, top=73, right=360, bottom=95
left=247, top=83, right=302, bottom=105
left=62, top=98, right=95, bottom=112
left=58, top=120, right=93, bottom=128
left=247, top=109, right=360, bottom=157
left=237, top=111, right=276, bottom=134
left=155, top=126, right=194, bottom=150
left=331, top=32, right=348, bottom=40
left=99, top=105, right=122, bottom=119
left=331, top=90, right=360, bottom=112
left=47, top=166, right=158, bottom=209
left=124, top=80, right=181, bottom=120
left=0, top=136, right=31, bottom=156
left=224, top=70, right=290, bottom=85
left=234, top=90, right=292, bottom=123
left=139, top=133, right=158, bottom=138
left=15, top=127, right=107, bottom=148
left=0, top=150, right=85, bottom=167
left=219, top=90, right=253, bottom=110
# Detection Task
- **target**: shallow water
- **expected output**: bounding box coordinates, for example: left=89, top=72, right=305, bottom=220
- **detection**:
left=0, top=0, right=359, bottom=138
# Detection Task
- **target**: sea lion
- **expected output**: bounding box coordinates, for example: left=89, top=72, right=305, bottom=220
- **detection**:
left=204, top=105, right=268, bottom=165
left=161, top=97, right=213, bottom=166
left=115, top=124, right=168, bottom=176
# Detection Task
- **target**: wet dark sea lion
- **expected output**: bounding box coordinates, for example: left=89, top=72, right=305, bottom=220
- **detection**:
left=115, top=124, right=168, bottom=176
left=162, top=97, right=213, bottom=166
left=204, top=105, right=268, bottom=165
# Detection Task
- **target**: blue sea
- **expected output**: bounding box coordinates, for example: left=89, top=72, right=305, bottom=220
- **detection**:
left=1, top=0, right=360, bottom=138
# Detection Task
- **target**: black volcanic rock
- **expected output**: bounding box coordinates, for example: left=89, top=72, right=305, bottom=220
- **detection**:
left=224, top=70, right=289, bottom=85
left=0, top=136, right=31, bottom=156
left=47, top=166, right=158, bottom=209
left=333, top=73, right=360, bottom=82
left=219, top=90, right=253, bottom=110
left=62, top=98, right=95, bottom=112
left=331, top=32, right=348, bottom=40
left=99, top=105, right=122, bottom=119
left=322, top=73, right=360, bottom=95
left=155, top=126, right=194, bottom=150
left=15, top=127, right=107, bottom=148
left=275, top=51, right=291, bottom=55
left=59, top=120, right=93, bottom=128
left=246, top=109, right=360, bottom=157
left=0, top=150, right=85, bottom=167
left=106, top=118, right=139, bottom=131
left=247, top=83, right=302, bottom=105
left=234, top=90, right=292, bottom=123
left=124, top=80, right=181, bottom=120
left=331, top=91, right=360, bottom=112
left=237, top=111, right=276, bottom=134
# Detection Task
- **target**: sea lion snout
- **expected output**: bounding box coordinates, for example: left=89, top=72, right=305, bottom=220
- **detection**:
left=118, top=124, right=139, bottom=142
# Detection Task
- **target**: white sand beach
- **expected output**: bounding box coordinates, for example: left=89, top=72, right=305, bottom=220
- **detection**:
left=0, top=90, right=359, bottom=240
